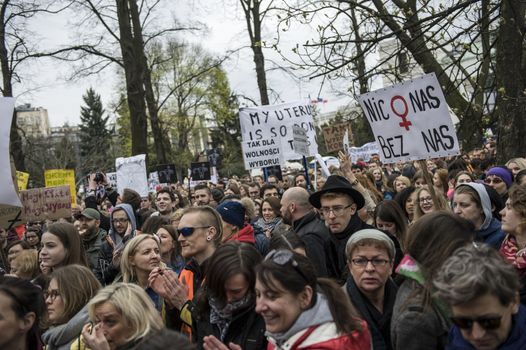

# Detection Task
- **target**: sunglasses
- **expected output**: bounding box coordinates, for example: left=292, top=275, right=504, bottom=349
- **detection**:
left=450, top=315, right=502, bottom=330
left=265, top=249, right=309, bottom=282
left=177, top=226, right=210, bottom=237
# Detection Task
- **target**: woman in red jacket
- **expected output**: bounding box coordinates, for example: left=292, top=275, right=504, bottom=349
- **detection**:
left=255, top=249, right=371, bottom=350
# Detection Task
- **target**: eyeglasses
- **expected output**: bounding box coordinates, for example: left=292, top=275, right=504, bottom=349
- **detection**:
left=112, top=218, right=129, bottom=224
left=419, top=197, right=433, bottom=204
left=44, top=289, right=61, bottom=302
left=319, top=204, right=352, bottom=217
left=265, top=249, right=310, bottom=282
left=351, top=258, right=390, bottom=267
left=450, top=315, right=502, bottom=331
left=484, top=177, right=503, bottom=185
left=177, top=226, right=210, bottom=237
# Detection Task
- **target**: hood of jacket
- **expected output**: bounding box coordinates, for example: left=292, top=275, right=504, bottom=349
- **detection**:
left=455, top=183, right=492, bottom=230
left=109, top=203, right=136, bottom=242
left=228, top=224, right=256, bottom=244
left=42, top=305, right=89, bottom=350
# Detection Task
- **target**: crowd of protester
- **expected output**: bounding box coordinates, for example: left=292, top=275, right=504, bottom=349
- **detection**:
left=3, top=140, right=526, bottom=349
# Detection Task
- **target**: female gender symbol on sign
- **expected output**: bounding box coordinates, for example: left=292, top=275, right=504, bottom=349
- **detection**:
left=390, top=95, right=412, bottom=131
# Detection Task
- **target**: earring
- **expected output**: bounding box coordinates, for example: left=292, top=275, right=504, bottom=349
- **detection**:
left=206, top=236, right=212, bottom=241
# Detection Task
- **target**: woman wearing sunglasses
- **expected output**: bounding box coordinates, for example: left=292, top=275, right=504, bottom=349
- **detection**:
left=195, top=242, right=267, bottom=350
left=434, top=244, right=526, bottom=349
left=254, top=249, right=371, bottom=349
left=149, top=206, right=223, bottom=336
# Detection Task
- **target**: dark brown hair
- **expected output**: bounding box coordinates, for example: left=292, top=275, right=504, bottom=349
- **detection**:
left=260, top=196, right=281, bottom=218
left=45, top=223, right=88, bottom=267
left=374, top=200, right=408, bottom=249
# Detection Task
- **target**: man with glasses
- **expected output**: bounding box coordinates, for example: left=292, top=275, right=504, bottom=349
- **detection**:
left=94, top=203, right=137, bottom=285
left=434, top=243, right=526, bottom=349
left=344, top=229, right=398, bottom=350
left=309, top=175, right=370, bottom=283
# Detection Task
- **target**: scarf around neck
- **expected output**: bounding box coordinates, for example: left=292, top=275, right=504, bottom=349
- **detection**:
left=500, top=234, right=526, bottom=276
left=395, top=254, right=425, bottom=285
left=209, top=293, right=254, bottom=341
left=266, top=292, right=333, bottom=347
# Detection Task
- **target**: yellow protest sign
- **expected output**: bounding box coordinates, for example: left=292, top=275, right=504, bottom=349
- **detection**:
left=44, top=169, right=77, bottom=205
left=16, top=171, right=29, bottom=191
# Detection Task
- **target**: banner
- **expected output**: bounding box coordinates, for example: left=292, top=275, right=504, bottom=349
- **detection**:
left=16, top=171, right=30, bottom=191
left=0, top=98, right=22, bottom=209
left=348, top=142, right=380, bottom=162
left=357, top=73, right=460, bottom=163
left=20, top=186, right=72, bottom=222
left=191, top=162, right=211, bottom=181
left=322, top=122, right=354, bottom=153
left=44, top=169, right=77, bottom=205
left=239, top=100, right=319, bottom=170
left=116, top=154, right=148, bottom=197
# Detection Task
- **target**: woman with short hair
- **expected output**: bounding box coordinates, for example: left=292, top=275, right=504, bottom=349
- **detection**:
left=255, top=250, right=371, bottom=349
left=42, top=265, right=101, bottom=350
left=434, top=244, right=526, bottom=349
left=81, top=283, right=164, bottom=350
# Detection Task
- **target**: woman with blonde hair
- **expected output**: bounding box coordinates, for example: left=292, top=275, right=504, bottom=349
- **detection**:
left=506, top=157, right=526, bottom=178
left=81, top=283, right=164, bottom=350
left=393, top=175, right=411, bottom=194
left=413, top=186, right=449, bottom=222
left=9, top=249, right=39, bottom=280
left=42, top=265, right=101, bottom=350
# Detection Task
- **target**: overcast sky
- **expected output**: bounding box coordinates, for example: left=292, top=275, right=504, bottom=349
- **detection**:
left=14, top=0, right=355, bottom=127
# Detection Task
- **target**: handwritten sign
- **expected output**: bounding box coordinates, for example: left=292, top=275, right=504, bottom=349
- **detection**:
left=322, top=123, right=354, bottom=153
left=16, top=171, right=30, bottom=191
left=45, top=169, right=77, bottom=205
left=357, top=73, right=460, bottom=163
left=0, top=204, right=22, bottom=230
left=19, top=186, right=72, bottom=222
left=116, top=154, right=148, bottom=197
left=239, top=100, right=318, bottom=170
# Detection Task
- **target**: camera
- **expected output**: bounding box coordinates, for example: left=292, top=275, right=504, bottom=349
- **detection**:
left=94, top=172, right=104, bottom=183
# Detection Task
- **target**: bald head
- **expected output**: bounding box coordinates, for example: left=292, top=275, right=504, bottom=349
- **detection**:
left=283, top=187, right=312, bottom=210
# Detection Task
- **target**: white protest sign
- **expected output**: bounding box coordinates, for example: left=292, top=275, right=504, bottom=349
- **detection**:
left=292, top=125, right=309, bottom=157
left=106, top=172, right=118, bottom=189
left=116, top=154, right=148, bottom=197
left=357, top=73, right=460, bottom=163
left=348, top=142, right=380, bottom=162
left=0, top=98, right=22, bottom=208
left=343, top=130, right=350, bottom=153
left=239, top=100, right=318, bottom=170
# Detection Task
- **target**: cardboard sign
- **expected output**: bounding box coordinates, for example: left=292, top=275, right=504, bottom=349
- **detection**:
left=322, top=123, right=354, bottom=153
left=191, top=162, right=211, bottom=181
left=16, top=171, right=30, bottom=191
left=239, top=100, right=318, bottom=169
left=348, top=142, right=380, bottom=162
left=357, top=73, right=460, bottom=163
left=44, top=169, right=77, bottom=205
left=0, top=204, right=23, bottom=230
left=156, top=164, right=177, bottom=184
left=292, top=125, right=310, bottom=157
left=206, top=149, right=221, bottom=167
left=116, top=154, right=148, bottom=197
left=20, top=186, right=72, bottom=222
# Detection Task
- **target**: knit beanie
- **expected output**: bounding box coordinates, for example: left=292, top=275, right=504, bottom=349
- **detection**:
left=216, top=201, right=245, bottom=229
left=486, top=167, right=513, bottom=189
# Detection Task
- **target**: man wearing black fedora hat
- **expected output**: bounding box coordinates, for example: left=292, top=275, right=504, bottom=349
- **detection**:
left=309, top=174, right=372, bottom=284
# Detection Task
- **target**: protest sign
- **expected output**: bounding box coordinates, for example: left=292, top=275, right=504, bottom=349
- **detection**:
left=0, top=205, right=22, bottom=230
left=206, top=148, right=221, bottom=167
left=44, top=169, right=77, bottom=205
left=348, top=142, right=380, bottom=162
left=292, top=125, right=310, bottom=157
left=191, top=162, right=211, bottom=181
left=106, top=172, right=118, bottom=189
left=156, top=164, right=177, bottom=184
left=16, top=171, right=30, bottom=191
left=322, top=123, right=354, bottom=153
left=264, top=165, right=283, bottom=181
left=357, top=73, right=460, bottom=163
left=116, top=154, right=148, bottom=197
left=0, top=98, right=22, bottom=209
left=239, top=100, right=318, bottom=170
left=148, top=171, right=160, bottom=192
left=19, top=185, right=72, bottom=222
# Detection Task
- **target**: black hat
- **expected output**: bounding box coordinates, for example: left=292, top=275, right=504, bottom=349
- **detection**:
left=309, top=175, right=365, bottom=210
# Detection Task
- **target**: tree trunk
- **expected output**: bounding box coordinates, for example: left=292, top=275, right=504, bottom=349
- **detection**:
left=495, top=0, right=526, bottom=163
left=127, top=0, right=169, bottom=164
left=116, top=0, right=148, bottom=156
left=249, top=1, right=269, bottom=105
left=0, top=2, right=25, bottom=171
